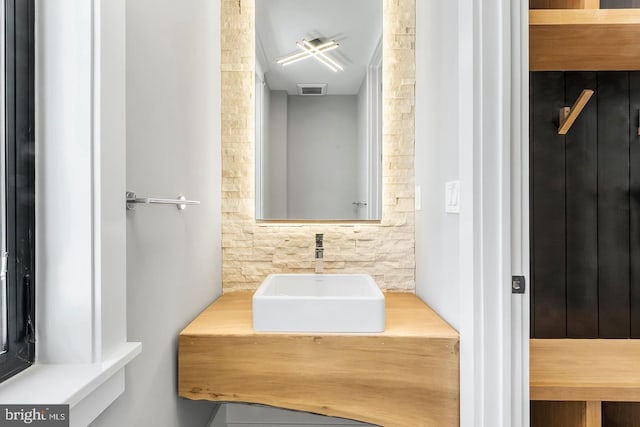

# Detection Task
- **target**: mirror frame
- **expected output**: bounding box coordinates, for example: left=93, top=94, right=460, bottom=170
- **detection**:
left=221, top=0, right=416, bottom=292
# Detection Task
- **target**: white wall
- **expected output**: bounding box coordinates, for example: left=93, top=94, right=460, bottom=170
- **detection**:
left=89, top=0, right=222, bottom=426
left=414, top=0, right=469, bottom=423
left=264, top=89, right=288, bottom=218
left=287, top=95, right=359, bottom=219
left=415, top=1, right=460, bottom=330
left=212, top=404, right=373, bottom=427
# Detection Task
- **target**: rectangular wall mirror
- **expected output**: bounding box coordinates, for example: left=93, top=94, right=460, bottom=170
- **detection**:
left=255, top=0, right=383, bottom=221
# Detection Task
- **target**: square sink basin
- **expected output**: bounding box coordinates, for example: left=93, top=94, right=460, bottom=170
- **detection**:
left=252, top=274, right=385, bottom=333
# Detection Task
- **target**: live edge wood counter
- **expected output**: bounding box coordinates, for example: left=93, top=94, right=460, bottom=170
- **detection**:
left=179, top=292, right=459, bottom=427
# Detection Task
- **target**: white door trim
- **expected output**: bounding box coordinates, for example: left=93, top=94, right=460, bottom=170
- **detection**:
left=510, top=0, right=530, bottom=426
left=459, top=0, right=528, bottom=425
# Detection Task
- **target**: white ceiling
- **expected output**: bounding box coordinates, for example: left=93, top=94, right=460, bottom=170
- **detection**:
left=255, top=0, right=382, bottom=95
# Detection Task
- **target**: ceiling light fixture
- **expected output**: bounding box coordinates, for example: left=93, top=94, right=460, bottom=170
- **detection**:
left=277, top=43, right=339, bottom=66
left=302, top=40, right=343, bottom=71
left=295, top=42, right=339, bottom=72
left=276, top=39, right=343, bottom=72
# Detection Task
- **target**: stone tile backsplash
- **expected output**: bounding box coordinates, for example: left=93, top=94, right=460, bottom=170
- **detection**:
left=221, top=0, right=416, bottom=291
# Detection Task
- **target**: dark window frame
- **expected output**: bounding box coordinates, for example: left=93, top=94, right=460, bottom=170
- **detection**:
left=0, top=0, right=35, bottom=383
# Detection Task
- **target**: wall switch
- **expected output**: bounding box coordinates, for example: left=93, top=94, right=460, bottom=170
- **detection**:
left=415, top=185, right=421, bottom=211
left=445, top=180, right=460, bottom=214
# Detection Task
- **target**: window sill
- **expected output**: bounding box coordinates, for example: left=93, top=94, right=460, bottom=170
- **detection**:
left=0, top=342, right=141, bottom=423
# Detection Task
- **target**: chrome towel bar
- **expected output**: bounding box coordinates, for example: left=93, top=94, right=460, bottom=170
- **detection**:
left=126, top=191, right=200, bottom=211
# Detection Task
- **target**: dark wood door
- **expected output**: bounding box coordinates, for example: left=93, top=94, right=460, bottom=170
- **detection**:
left=531, top=71, right=640, bottom=338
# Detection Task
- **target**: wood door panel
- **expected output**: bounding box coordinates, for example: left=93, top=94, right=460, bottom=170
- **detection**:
left=597, top=72, right=631, bottom=338
left=531, top=401, right=586, bottom=427
left=630, top=72, right=640, bottom=338
left=531, top=71, right=639, bottom=338
left=531, top=72, right=568, bottom=338
left=565, top=72, right=599, bottom=338
left=603, top=402, right=640, bottom=426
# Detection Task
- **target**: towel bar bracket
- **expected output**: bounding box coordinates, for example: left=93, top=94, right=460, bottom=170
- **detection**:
left=125, top=191, right=200, bottom=211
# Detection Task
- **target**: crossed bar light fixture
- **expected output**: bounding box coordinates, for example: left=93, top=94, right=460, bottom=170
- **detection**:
left=277, top=39, right=343, bottom=72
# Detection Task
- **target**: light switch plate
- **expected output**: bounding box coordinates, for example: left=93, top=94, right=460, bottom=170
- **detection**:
left=445, top=180, right=460, bottom=214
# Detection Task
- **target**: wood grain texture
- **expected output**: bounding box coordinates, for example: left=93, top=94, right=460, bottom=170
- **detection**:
left=603, top=402, right=640, bottom=426
left=531, top=339, right=640, bottom=401
left=585, top=401, right=602, bottom=427
left=558, top=89, right=594, bottom=134
left=531, top=401, right=588, bottom=427
left=530, top=10, right=640, bottom=70
left=531, top=401, right=603, bottom=427
left=530, top=9, right=640, bottom=25
left=530, top=0, right=599, bottom=8
left=179, top=293, right=459, bottom=426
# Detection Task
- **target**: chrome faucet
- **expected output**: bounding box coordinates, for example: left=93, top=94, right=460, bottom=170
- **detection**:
left=315, top=233, right=324, bottom=273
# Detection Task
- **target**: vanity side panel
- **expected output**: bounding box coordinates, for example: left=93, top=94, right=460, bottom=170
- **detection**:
left=179, top=333, right=459, bottom=427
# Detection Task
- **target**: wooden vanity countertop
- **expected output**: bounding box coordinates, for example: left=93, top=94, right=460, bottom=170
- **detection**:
left=181, top=291, right=459, bottom=339
left=179, top=292, right=459, bottom=427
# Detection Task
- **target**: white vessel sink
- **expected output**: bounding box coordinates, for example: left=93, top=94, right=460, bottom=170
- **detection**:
left=252, top=274, right=385, bottom=333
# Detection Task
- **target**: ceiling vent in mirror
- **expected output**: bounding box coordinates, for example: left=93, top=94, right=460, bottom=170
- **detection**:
left=297, top=83, right=328, bottom=96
